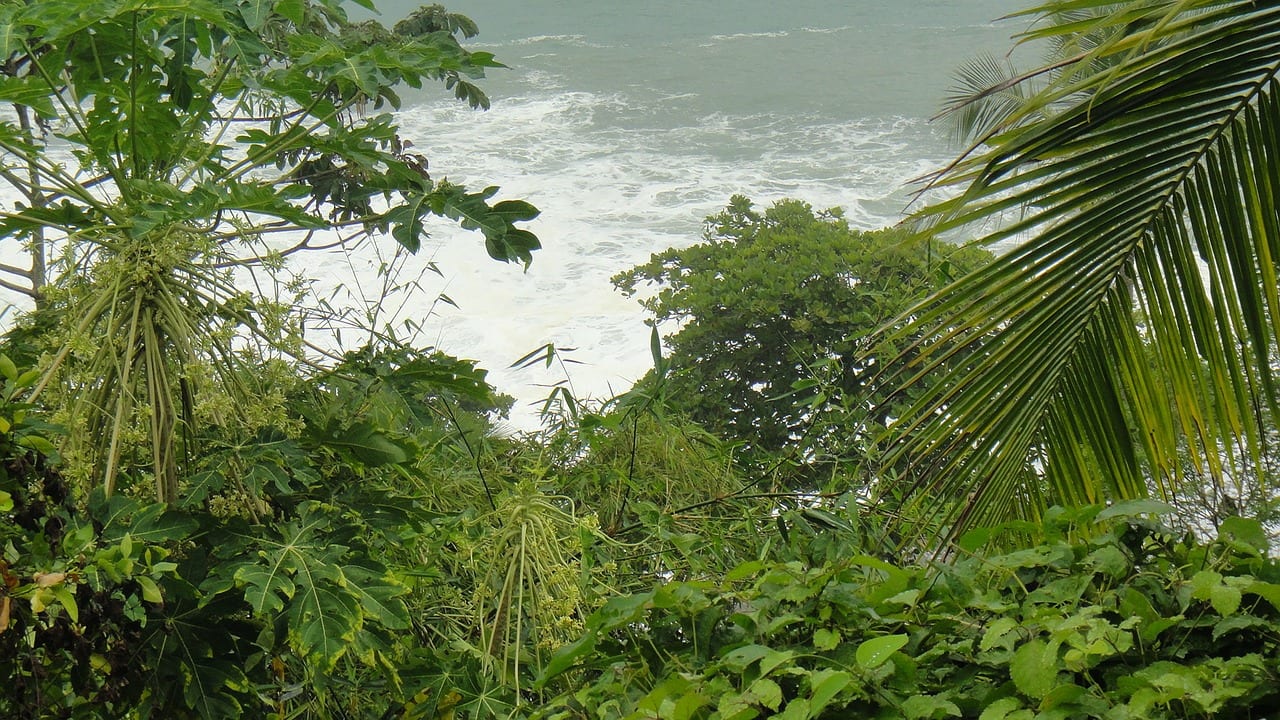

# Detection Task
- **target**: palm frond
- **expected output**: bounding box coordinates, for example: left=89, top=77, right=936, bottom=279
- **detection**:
left=878, top=0, right=1280, bottom=546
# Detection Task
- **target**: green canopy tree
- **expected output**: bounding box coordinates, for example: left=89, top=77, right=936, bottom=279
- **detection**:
left=879, top=0, right=1280, bottom=544
left=615, top=196, right=990, bottom=477
left=0, top=0, right=540, bottom=501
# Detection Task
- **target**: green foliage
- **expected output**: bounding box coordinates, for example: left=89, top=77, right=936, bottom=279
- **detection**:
left=0, top=0, right=540, bottom=501
left=0, top=360, right=189, bottom=717
left=535, top=508, right=1280, bottom=719
left=879, top=0, right=1280, bottom=542
left=2, top=343, right=539, bottom=718
left=615, top=195, right=989, bottom=474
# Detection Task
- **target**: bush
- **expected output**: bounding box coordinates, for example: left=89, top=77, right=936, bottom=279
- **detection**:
left=535, top=504, right=1280, bottom=719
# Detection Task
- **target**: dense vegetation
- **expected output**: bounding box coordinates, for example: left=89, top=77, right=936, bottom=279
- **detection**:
left=2, top=0, right=1280, bottom=718
left=614, top=196, right=991, bottom=477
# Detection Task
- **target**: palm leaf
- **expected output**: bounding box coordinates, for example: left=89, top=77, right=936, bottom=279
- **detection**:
left=878, top=0, right=1280, bottom=546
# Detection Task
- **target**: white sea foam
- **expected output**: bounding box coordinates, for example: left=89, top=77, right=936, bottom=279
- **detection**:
left=505, top=34, right=587, bottom=46
left=498, top=34, right=610, bottom=50
left=703, top=30, right=791, bottom=44
left=799, top=25, right=856, bottom=35
left=341, top=75, right=961, bottom=429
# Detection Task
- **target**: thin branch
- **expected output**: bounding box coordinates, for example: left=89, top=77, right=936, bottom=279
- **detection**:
left=210, top=107, right=310, bottom=123
left=214, top=225, right=370, bottom=268
left=0, top=165, right=36, bottom=202
left=0, top=262, right=32, bottom=278
left=439, top=397, right=498, bottom=511
left=0, top=273, right=36, bottom=298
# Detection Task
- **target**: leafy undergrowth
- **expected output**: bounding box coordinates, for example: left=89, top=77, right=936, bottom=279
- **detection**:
left=535, top=505, right=1280, bottom=719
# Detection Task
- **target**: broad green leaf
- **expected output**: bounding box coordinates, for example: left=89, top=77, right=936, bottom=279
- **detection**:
left=0, top=7, right=26, bottom=60
left=721, top=645, right=778, bottom=671
left=235, top=565, right=295, bottom=614
left=980, top=617, right=1021, bottom=652
left=0, top=355, right=16, bottom=382
left=385, top=194, right=432, bottom=253
left=388, top=354, right=494, bottom=402
left=274, top=0, right=304, bottom=25
left=1083, top=545, right=1130, bottom=579
left=1190, top=570, right=1242, bottom=615
left=1210, top=584, right=1242, bottom=617
left=749, top=678, right=783, bottom=711
left=289, top=583, right=361, bottom=671
left=535, top=632, right=597, bottom=688
left=135, top=575, right=163, bottom=604
left=1211, top=614, right=1272, bottom=641
left=716, top=692, right=757, bottom=720
left=490, top=198, right=540, bottom=223
left=979, top=697, right=1024, bottom=720
left=777, top=698, right=811, bottom=720
left=1246, top=580, right=1280, bottom=612
left=0, top=75, right=57, bottom=118
left=856, top=634, right=908, bottom=670
left=179, top=655, right=246, bottom=718
left=322, top=423, right=411, bottom=466
left=239, top=0, right=272, bottom=30
left=347, top=578, right=409, bottom=630
left=809, top=669, right=851, bottom=716
left=1010, top=639, right=1057, bottom=699
left=52, top=586, right=78, bottom=623
left=672, top=692, right=709, bottom=720
left=587, top=591, right=652, bottom=632
left=16, top=435, right=56, bottom=455
left=1040, top=683, right=1087, bottom=710
left=104, top=502, right=197, bottom=543
left=1218, top=516, right=1269, bottom=554
left=725, top=560, right=764, bottom=583
left=634, top=674, right=693, bottom=715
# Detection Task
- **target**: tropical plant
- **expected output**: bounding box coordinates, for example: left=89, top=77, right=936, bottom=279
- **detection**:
left=534, top=504, right=1280, bottom=719
left=615, top=195, right=989, bottom=476
left=1, top=335, right=545, bottom=718
left=877, top=0, right=1280, bottom=545
left=943, top=2, right=1148, bottom=144
left=0, top=0, right=540, bottom=502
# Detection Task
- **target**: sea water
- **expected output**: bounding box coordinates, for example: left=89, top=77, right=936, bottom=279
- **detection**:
left=4, top=1, right=1033, bottom=430
left=339, top=1, right=1030, bottom=429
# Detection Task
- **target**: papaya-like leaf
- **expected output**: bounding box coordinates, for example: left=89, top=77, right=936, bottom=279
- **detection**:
left=235, top=564, right=295, bottom=615
left=320, top=422, right=412, bottom=466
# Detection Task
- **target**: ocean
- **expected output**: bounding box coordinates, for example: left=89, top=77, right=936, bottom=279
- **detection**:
left=337, top=1, right=1029, bottom=429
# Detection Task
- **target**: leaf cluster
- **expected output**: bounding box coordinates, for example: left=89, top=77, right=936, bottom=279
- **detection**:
left=535, top=506, right=1280, bottom=719
left=614, top=195, right=990, bottom=475
left=0, top=0, right=542, bottom=502
left=1, top=344, right=523, bottom=718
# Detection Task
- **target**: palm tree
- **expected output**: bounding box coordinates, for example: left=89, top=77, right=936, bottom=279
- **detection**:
left=876, top=0, right=1280, bottom=546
